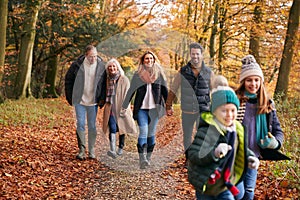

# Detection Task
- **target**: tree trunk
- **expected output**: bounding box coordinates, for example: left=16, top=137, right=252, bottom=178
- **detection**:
left=43, top=0, right=61, bottom=98
left=209, top=2, right=219, bottom=63
left=44, top=54, right=59, bottom=98
left=15, top=0, right=42, bottom=99
left=218, top=1, right=227, bottom=73
left=274, top=0, right=300, bottom=100
left=0, top=0, right=8, bottom=103
left=249, top=0, right=263, bottom=65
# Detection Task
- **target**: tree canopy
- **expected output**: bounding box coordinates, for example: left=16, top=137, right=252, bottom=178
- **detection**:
left=0, top=0, right=299, bottom=100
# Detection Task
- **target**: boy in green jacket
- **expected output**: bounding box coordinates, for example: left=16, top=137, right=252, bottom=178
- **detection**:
left=187, top=85, right=259, bottom=200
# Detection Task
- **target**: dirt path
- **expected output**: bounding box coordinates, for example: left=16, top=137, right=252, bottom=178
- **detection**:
left=87, top=113, right=194, bottom=199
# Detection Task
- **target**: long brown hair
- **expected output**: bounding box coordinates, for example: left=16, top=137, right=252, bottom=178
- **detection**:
left=137, top=51, right=166, bottom=80
left=235, top=78, right=273, bottom=114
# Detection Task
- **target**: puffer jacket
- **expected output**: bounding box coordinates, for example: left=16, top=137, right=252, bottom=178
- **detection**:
left=180, top=62, right=212, bottom=113
left=122, top=72, right=168, bottom=120
left=187, top=112, right=253, bottom=195
left=65, top=55, right=106, bottom=106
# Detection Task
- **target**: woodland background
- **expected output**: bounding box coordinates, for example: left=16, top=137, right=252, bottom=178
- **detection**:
left=0, top=0, right=299, bottom=199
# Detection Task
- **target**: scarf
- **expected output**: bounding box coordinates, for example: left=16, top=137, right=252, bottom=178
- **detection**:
left=138, top=68, right=157, bottom=84
left=208, top=122, right=240, bottom=196
left=245, top=92, right=269, bottom=148
left=106, top=72, right=120, bottom=104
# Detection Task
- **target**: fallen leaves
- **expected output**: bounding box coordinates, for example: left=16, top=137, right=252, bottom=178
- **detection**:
left=0, top=98, right=298, bottom=199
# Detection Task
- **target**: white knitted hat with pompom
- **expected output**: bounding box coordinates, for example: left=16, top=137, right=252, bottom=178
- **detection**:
left=239, top=55, right=264, bottom=83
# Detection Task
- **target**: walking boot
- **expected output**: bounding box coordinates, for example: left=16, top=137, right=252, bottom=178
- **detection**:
left=107, top=133, right=117, bottom=159
left=76, top=131, right=86, bottom=160
left=146, top=144, right=155, bottom=166
left=117, top=134, right=125, bottom=156
left=88, top=131, right=97, bottom=159
left=137, top=144, right=149, bottom=169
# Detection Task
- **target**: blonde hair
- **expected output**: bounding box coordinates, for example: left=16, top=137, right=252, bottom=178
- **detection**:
left=137, top=51, right=166, bottom=80
left=105, top=58, right=125, bottom=76
left=211, top=75, right=228, bottom=89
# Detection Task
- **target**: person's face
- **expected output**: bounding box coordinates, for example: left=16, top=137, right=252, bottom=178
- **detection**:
left=190, top=48, right=203, bottom=67
left=213, top=103, right=237, bottom=127
left=86, top=49, right=98, bottom=64
left=143, top=53, right=155, bottom=68
left=244, top=76, right=261, bottom=94
left=107, top=62, right=119, bottom=75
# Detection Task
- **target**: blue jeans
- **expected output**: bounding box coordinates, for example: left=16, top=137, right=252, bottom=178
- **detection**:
left=196, top=190, right=235, bottom=200
left=239, top=168, right=257, bottom=200
left=75, top=104, right=98, bottom=134
left=137, top=109, right=158, bottom=146
left=182, top=112, right=200, bottom=151
left=108, top=115, right=119, bottom=133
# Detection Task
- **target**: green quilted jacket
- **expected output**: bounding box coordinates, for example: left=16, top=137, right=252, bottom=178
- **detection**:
left=187, top=112, right=254, bottom=195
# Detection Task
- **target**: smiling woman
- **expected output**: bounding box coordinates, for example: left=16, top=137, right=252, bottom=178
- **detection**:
left=121, top=51, right=168, bottom=169
left=101, top=58, right=137, bottom=159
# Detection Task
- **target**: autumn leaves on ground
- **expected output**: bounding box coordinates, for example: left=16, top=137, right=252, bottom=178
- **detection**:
left=0, top=98, right=298, bottom=199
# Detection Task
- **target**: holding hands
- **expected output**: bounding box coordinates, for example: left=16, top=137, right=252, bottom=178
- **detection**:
left=166, top=108, right=174, bottom=116
left=214, top=143, right=232, bottom=158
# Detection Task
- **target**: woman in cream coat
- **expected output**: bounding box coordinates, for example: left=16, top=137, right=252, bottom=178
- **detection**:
left=101, top=58, right=137, bottom=158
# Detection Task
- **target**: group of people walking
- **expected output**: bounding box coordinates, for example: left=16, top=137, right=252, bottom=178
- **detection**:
left=65, top=43, right=286, bottom=199
left=65, top=45, right=168, bottom=169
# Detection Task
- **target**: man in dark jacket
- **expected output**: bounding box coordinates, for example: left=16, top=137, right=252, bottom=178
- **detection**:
left=166, top=42, right=214, bottom=151
left=65, top=45, right=106, bottom=160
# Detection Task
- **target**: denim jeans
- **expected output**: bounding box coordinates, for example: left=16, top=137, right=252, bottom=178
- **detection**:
left=108, top=115, right=119, bottom=133
left=108, top=115, right=124, bottom=148
left=137, top=109, right=158, bottom=146
left=75, top=104, right=98, bottom=134
left=235, top=181, right=245, bottom=200
left=182, top=112, right=200, bottom=151
left=196, top=190, right=235, bottom=200
left=240, top=168, right=257, bottom=200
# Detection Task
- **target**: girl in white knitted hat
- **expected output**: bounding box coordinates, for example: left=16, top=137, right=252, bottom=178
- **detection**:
left=235, top=55, right=286, bottom=200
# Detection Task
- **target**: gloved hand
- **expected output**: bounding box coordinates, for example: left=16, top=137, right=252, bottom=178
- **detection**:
left=248, top=156, right=260, bottom=170
left=120, top=108, right=126, bottom=117
left=266, top=134, right=279, bottom=149
left=260, top=133, right=279, bottom=149
left=214, top=143, right=232, bottom=158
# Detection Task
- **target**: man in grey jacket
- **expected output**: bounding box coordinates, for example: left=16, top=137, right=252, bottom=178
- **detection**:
left=166, top=42, right=214, bottom=151
left=65, top=45, right=106, bottom=160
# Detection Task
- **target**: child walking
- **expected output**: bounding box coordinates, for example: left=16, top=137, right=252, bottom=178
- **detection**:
left=187, top=82, right=259, bottom=200
left=235, top=55, right=285, bottom=199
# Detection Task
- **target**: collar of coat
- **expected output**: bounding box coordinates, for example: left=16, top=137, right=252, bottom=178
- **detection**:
left=201, top=112, right=244, bottom=137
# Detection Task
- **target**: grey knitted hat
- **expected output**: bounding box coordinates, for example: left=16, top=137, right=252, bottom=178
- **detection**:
left=239, top=55, right=264, bottom=83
